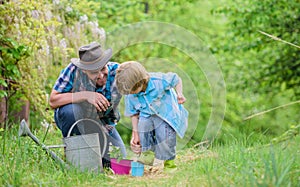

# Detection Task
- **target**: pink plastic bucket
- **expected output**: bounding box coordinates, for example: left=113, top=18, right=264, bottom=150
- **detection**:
left=110, top=158, right=131, bottom=175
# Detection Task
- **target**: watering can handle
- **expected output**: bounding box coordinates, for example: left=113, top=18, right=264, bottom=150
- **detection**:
left=67, top=118, right=107, bottom=157
left=67, top=119, right=84, bottom=137
left=67, top=118, right=103, bottom=137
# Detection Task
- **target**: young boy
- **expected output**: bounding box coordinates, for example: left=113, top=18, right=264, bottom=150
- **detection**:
left=115, top=61, right=188, bottom=172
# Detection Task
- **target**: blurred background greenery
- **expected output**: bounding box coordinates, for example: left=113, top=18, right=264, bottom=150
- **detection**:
left=1, top=0, right=299, bottom=147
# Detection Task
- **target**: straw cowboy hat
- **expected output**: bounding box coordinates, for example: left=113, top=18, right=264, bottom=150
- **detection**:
left=71, top=42, right=112, bottom=70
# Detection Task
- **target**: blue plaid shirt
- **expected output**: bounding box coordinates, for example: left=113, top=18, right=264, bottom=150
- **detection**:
left=53, top=62, right=121, bottom=121
left=124, top=72, right=189, bottom=138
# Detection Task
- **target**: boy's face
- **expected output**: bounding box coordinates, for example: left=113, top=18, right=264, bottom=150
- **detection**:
left=130, top=84, right=143, bottom=94
left=130, top=79, right=147, bottom=94
left=85, top=65, right=108, bottom=86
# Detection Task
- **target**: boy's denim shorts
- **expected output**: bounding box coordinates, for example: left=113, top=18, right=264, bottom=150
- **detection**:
left=138, top=115, right=176, bottom=160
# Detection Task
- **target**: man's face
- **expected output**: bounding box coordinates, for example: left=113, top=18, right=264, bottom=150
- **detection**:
left=85, top=65, right=108, bottom=86
left=96, top=65, right=108, bottom=87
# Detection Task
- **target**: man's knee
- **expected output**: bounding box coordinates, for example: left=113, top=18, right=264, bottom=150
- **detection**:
left=56, top=104, right=84, bottom=137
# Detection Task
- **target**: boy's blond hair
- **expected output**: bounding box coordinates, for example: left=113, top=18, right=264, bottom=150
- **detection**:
left=116, top=61, right=149, bottom=95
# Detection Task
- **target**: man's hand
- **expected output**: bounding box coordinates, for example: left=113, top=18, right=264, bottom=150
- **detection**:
left=86, top=92, right=110, bottom=112
left=105, top=124, right=114, bottom=131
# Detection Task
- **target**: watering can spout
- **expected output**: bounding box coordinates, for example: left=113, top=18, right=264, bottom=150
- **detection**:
left=18, top=119, right=69, bottom=169
left=19, top=119, right=30, bottom=137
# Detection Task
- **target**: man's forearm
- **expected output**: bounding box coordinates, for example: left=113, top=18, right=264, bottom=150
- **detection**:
left=49, top=90, right=87, bottom=109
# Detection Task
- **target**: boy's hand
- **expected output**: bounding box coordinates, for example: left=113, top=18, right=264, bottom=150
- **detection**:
left=130, top=141, right=141, bottom=154
left=177, top=94, right=186, bottom=104
left=130, top=133, right=141, bottom=154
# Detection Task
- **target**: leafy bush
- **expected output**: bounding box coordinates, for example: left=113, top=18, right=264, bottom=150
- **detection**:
left=214, top=0, right=300, bottom=97
left=0, top=0, right=105, bottom=126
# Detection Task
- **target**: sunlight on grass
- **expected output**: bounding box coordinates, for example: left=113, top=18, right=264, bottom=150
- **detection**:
left=0, top=124, right=299, bottom=186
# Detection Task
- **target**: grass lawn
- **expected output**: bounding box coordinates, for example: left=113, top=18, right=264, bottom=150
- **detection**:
left=1, top=125, right=299, bottom=186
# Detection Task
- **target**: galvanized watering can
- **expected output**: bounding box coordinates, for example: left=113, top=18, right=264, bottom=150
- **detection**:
left=19, top=118, right=107, bottom=173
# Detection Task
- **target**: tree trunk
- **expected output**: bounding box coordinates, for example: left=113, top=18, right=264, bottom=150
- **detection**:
left=12, top=99, right=30, bottom=126
left=0, top=85, right=30, bottom=128
left=0, top=85, right=7, bottom=128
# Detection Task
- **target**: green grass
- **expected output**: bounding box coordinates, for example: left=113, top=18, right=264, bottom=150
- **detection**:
left=0, top=125, right=299, bottom=186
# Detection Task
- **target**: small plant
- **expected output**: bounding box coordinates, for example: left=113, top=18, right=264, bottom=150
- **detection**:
left=108, top=144, right=138, bottom=162
left=108, top=144, right=123, bottom=162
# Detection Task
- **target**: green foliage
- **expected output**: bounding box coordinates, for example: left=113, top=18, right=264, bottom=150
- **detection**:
left=0, top=0, right=57, bottom=124
left=108, top=144, right=123, bottom=162
left=0, top=0, right=107, bottom=125
left=96, top=0, right=148, bottom=29
left=109, top=143, right=138, bottom=162
left=1, top=0, right=298, bottom=152
left=214, top=0, right=300, bottom=96
left=1, top=0, right=300, bottom=185
left=93, top=0, right=224, bottom=145
left=0, top=37, right=29, bottom=98
left=0, top=126, right=108, bottom=186
left=56, top=0, right=101, bottom=24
